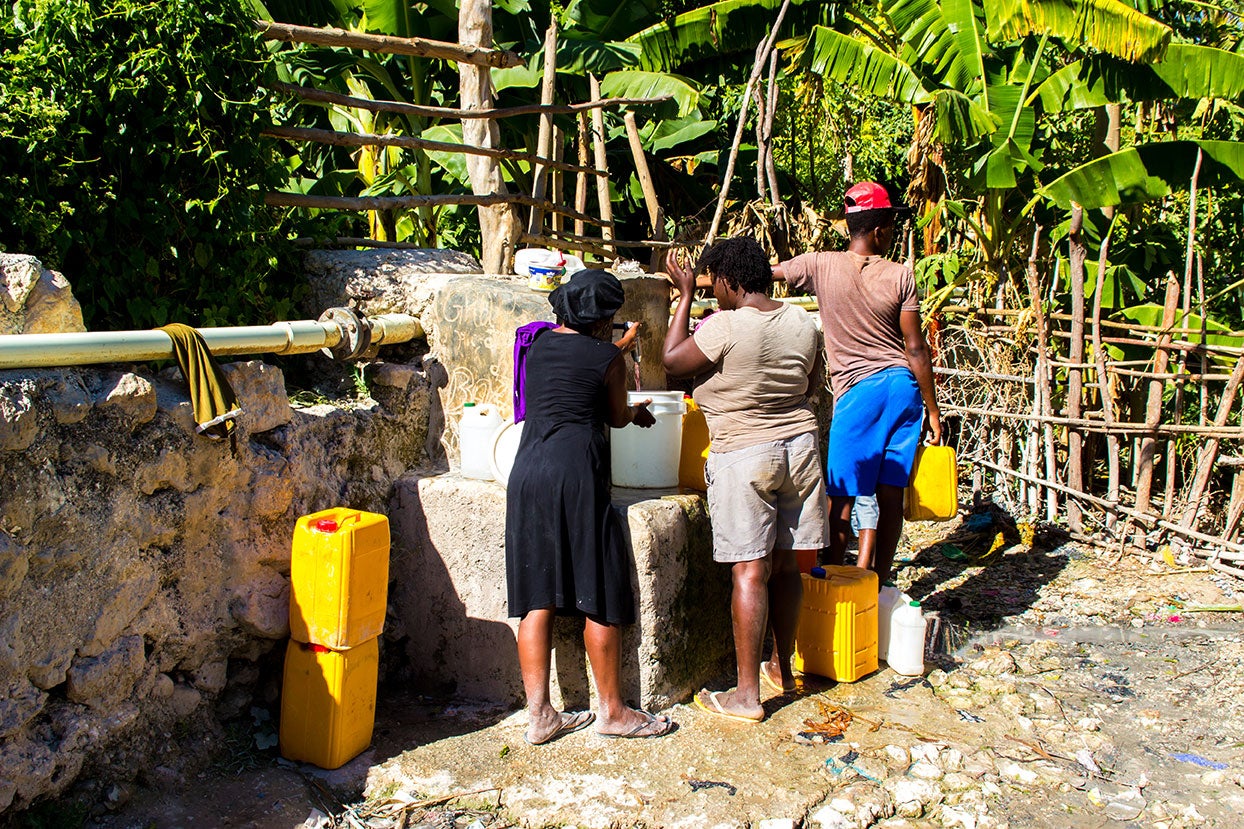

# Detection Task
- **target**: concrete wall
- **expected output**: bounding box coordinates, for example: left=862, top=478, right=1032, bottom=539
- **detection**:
left=0, top=251, right=715, bottom=816
left=389, top=476, right=731, bottom=712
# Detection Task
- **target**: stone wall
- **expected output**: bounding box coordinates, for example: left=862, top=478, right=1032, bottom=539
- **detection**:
left=0, top=251, right=701, bottom=815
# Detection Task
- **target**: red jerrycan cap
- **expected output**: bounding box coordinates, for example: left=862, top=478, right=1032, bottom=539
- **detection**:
left=311, top=517, right=339, bottom=533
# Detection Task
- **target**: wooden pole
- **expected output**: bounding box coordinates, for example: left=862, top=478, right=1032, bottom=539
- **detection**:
left=763, top=48, right=781, bottom=207
left=623, top=111, right=668, bottom=270
left=527, top=22, right=559, bottom=237
left=1023, top=226, right=1058, bottom=521
left=704, top=0, right=793, bottom=246
left=1090, top=219, right=1120, bottom=526
left=1134, top=273, right=1180, bottom=522
left=1180, top=356, right=1244, bottom=530
left=1067, top=204, right=1087, bottom=531
left=550, top=127, right=564, bottom=237
left=256, top=20, right=522, bottom=67
left=753, top=40, right=769, bottom=204
left=589, top=74, right=615, bottom=255
left=1168, top=149, right=1204, bottom=503
left=575, top=112, right=590, bottom=261
left=262, top=125, right=604, bottom=178
left=265, top=191, right=611, bottom=229
left=267, top=81, right=670, bottom=120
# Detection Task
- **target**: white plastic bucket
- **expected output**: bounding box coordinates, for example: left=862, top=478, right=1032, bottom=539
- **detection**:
left=611, top=391, right=686, bottom=488
left=490, top=419, right=524, bottom=487
left=460, top=403, right=502, bottom=480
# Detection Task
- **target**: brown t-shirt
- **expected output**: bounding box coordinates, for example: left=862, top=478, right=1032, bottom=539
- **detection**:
left=784, top=251, right=919, bottom=399
left=691, top=303, right=820, bottom=453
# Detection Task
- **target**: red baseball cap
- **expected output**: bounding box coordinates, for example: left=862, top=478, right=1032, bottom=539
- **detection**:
left=845, top=181, right=910, bottom=214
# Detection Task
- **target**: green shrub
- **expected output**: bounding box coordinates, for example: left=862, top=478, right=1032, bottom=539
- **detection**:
left=0, top=0, right=304, bottom=329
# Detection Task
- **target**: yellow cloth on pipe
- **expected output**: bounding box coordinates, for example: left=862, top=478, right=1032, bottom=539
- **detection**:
left=156, top=323, right=241, bottom=440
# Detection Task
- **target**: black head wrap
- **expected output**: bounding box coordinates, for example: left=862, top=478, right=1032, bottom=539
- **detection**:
left=548, top=269, right=625, bottom=327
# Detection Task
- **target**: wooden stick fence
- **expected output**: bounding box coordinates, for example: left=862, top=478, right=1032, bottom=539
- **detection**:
left=936, top=295, right=1244, bottom=569
left=259, top=18, right=677, bottom=267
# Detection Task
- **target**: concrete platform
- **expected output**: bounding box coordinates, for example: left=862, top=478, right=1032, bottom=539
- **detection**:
left=388, top=473, right=732, bottom=711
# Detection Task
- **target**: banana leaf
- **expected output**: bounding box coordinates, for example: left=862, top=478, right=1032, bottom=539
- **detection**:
left=1036, top=45, right=1244, bottom=112
left=985, top=0, right=1171, bottom=63
left=1041, top=140, right=1244, bottom=209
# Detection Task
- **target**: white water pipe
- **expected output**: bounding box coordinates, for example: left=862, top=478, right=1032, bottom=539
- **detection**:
left=0, top=312, right=422, bottom=370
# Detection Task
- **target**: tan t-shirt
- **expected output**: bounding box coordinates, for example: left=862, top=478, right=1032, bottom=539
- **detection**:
left=784, top=251, right=919, bottom=399
left=691, top=302, right=820, bottom=453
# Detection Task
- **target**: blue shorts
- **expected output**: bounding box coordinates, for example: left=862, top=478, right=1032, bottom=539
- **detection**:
left=826, top=367, right=924, bottom=497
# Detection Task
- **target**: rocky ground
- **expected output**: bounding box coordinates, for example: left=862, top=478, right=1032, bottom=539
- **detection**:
left=60, top=508, right=1244, bottom=828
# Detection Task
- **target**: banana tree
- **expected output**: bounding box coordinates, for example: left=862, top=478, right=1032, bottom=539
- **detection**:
left=785, top=0, right=1175, bottom=282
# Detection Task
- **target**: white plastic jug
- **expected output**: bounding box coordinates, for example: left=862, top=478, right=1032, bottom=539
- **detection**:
left=611, top=391, right=686, bottom=488
left=460, top=403, right=502, bottom=480
left=877, top=583, right=911, bottom=663
left=888, top=600, right=928, bottom=676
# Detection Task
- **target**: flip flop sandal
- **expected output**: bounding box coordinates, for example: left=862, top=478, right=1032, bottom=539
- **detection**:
left=598, top=710, right=675, bottom=739
left=524, top=710, right=595, bottom=745
left=760, top=663, right=795, bottom=695
left=692, top=689, right=763, bottom=723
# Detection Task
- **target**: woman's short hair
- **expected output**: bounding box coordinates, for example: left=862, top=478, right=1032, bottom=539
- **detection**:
left=697, top=237, right=772, bottom=294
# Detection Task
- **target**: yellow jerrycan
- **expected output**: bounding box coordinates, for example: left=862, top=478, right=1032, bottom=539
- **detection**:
left=289, top=508, right=390, bottom=649
left=679, top=395, right=710, bottom=491
left=279, top=638, right=378, bottom=769
left=905, top=445, right=958, bottom=522
left=793, top=566, right=879, bottom=682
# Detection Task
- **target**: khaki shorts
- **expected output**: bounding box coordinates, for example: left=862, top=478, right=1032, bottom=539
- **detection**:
left=705, top=431, right=829, bottom=563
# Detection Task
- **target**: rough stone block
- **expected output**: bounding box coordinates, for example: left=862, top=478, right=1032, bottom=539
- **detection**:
left=423, top=274, right=671, bottom=466
left=67, top=635, right=144, bottom=709
left=1, top=254, right=86, bottom=335
left=389, top=473, right=730, bottom=710
left=0, top=532, right=28, bottom=600
left=229, top=569, right=291, bottom=640
left=0, top=378, right=38, bottom=452
left=222, top=360, right=290, bottom=434
left=301, top=248, right=482, bottom=319
left=96, top=372, right=157, bottom=426
left=79, top=567, right=158, bottom=657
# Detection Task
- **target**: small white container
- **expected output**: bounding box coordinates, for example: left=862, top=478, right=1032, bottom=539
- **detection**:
left=460, top=403, right=502, bottom=480
left=887, top=600, right=928, bottom=677
left=611, top=391, right=686, bottom=488
left=877, top=583, right=910, bottom=663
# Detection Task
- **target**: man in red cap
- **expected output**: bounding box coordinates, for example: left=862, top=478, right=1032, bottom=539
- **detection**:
left=773, top=181, right=942, bottom=587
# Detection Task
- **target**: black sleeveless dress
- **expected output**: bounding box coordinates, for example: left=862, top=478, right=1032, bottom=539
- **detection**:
left=505, top=331, right=635, bottom=625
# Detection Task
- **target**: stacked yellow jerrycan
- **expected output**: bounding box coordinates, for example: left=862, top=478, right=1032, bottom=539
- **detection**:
left=793, top=566, right=879, bottom=682
left=280, top=508, right=390, bottom=769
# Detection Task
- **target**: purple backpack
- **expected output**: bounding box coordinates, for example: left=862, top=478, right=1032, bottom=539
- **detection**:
left=513, top=320, right=557, bottom=422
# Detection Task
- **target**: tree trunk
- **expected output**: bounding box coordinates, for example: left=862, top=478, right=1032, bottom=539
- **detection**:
left=459, top=0, right=520, bottom=273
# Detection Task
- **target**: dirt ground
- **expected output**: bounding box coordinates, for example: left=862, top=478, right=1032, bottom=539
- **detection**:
left=84, top=509, right=1244, bottom=829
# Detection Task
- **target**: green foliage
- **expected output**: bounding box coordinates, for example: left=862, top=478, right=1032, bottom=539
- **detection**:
left=0, top=0, right=305, bottom=330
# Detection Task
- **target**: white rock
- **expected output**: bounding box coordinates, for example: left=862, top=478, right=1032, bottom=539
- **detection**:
left=757, top=820, right=796, bottom=829
left=887, top=779, right=940, bottom=818
left=941, top=772, right=977, bottom=792
left=940, top=806, right=977, bottom=829
left=908, top=761, right=943, bottom=780
left=809, top=805, right=857, bottom=829
left=941, top=748, right=965, bottom=771
left=999, top=762, right=1038, bottom=785
left=1200, top=770, right=1226, bottom=786
left=884, top=745, right=911, bottom=768
left=910, top=743, right=941, bottom=764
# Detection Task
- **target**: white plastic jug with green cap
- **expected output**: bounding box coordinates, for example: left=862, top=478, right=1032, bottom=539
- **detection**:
left=888, top=600, right=927, bottom=676
left=460, top=402, right=502, bottom=480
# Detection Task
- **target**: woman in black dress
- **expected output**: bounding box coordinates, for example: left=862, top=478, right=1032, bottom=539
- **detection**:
left=506, top=269, right=675, bottom=743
